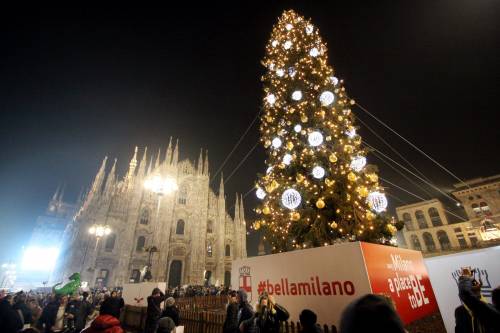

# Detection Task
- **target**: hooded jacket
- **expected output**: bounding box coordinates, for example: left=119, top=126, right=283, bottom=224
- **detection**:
left=237, top=289, right=254, bottom=325
left=82, top=314, right=123, bottom=333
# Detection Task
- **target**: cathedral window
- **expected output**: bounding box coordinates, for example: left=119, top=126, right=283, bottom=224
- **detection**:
left=415, top=210, right=428, bottom=229
left=178, top=186, right=187, bottom=205
left=140, top=208, right=150, bottom=225
left=130, top=269, right=140, bottom=283
left=225, top=244, right=230, bottom=257
left=105, top=234, right=116, bottom=252
left=136, top=236, right=145, bottom=251
left=428, top=207, right=443, bottom=227
left=207, top=244, right=213, bottom=257
left=207, top=220, right=213, bottom=233
left=176, top=219, right=185, bottom=235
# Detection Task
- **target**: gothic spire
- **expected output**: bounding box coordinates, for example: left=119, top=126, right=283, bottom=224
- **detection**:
left=137, top=147, right=148, bottom=178
left=172, top=139, right=179, bottom=165
left=197, top=149, right=203, bottom=175
left=203, top=150, right=209, bottom=176
left=76, top=186, right=85, bottom=204
left=234, top=193, right=240, bottom=222
left=219, top=172, right=224, bottom=198
left=155, top=148, right=161, bottom=169
left=89, top=156, right=108, bottom=198
left=58, top=183, right=66, bottom=202
left=104, top=158, right=117, bottom=195
left=52, top=184, right=61, bottom=201
left=126, top=147, right=138, bottom=181
left=165, top=137, right=173, bottom=165
left=240, top=194, right=245, bottom=222
left=147, top=155, right=153, bottom=175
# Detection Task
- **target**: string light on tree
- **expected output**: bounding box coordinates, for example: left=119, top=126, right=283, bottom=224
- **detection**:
left=283, top=153, right=293, bottom=165
left=276, top=68, right=285, bottom=77
left=294, top=124, right=302, bottom=133
left=309, top=47, right=319, bottom=57
left=284, top=41, right=292, bottom=49
left=266, top=94, right=276, bottom=105
left=272, top=137, right=282, bottom=149
left=330, top=76, right=339, bottom=86
left=291, top=90, right=303, bottom=101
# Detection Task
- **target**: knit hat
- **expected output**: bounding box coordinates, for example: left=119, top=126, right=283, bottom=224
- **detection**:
left=166, top=297, right=175, bottom=306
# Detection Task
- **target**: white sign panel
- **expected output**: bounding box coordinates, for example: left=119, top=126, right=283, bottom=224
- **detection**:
left=424, top=246, right=500, bottom=333
left=232, top=242, right=372, bottom=326
left=122, top=282, right=166, bottom=306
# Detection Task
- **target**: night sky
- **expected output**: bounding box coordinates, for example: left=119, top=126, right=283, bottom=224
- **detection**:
left=1, top=1, right=499, bottom=263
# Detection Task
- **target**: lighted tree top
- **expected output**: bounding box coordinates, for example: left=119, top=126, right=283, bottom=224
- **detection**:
left=254, top=10, right=397, bottom=252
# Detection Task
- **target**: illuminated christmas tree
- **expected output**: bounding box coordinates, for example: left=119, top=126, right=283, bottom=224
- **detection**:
left=254, top=10, right=397, bottom=252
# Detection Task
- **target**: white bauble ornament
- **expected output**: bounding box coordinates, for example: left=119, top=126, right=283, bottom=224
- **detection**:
left=291, top=90, right=302, bottom=101
left=283, top=154, right=292, bottom=165
left=285, top=23, right=293, bottom=31
left=350, top=156, right=367, bottom=172
left=276, top=68, right=284, bottom=77
left=272, top=137, right=282, bottom=149
left=308, top=131, right=324, bottom=147
left=256, top=188, right=266, bottom=200
left=330, top=76, right=339, bottom=86
left=367, top=191, right=388, bottom=213
left=266, top=166, right=273, bottom=174
left=284, top=41, right=292, bottom=49
left=288, top=67, right=296, bottom=77
left=346, top=127, right=356, bottom=138
left=272, top=40, right=278, bottom=47
left=281, top=189, right=301, bottom=209
left=305, top=24, right=314, bottom=34
left=309, top=47, right=319, bottom=57
left=266, top=94, right=276, bottom=105
left=319, top=91, right=335, bottom=106
left=312, top=166, right=325, bottom=179
left=294, top=124, right=302, bottom=133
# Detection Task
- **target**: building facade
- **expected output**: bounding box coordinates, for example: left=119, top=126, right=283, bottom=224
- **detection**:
left=396, top=175, right=500, bottom=256
left=53, top=140, right=247, bottom=288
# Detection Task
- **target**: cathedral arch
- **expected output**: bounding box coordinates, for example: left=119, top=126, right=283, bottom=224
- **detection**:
left=437, top=230, right=451, bottom=250
left=225, top=244, right=231, bottom=257
left=207, top=220, right=214, bottom=233
left=410, top=234, right=422, bottom=251
left=136, top=236, right=145, bottom=251
left=423, top=232, right=436, bottom=251
left=139, top=208, right=150, bottom=225
left=176, top=219, right=185, bottom=235
left=402, top=213, right=413, bottom=231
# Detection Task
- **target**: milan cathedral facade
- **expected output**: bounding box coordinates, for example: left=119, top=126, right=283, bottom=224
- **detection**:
left=52, top=139, right=247, bottom=288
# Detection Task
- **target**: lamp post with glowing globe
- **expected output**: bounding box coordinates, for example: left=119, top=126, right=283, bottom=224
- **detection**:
left=81, top=224, right=112, bottom=275
left=142, top=174, right=178, bottom=281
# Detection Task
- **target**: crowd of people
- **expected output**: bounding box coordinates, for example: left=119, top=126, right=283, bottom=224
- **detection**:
left=1, top=271, right=499, bottom=333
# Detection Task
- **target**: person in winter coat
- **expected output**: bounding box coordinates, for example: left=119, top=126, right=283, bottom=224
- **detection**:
left=237, top=289, right=254, bottom=327
left=223, top=291, right=239, bottom=333
left=240, top=292, right=289, bottom=333
left=81, top=314, right=123, bottom=333
left=99, top=291, right=124, bottom=320
left=13, top=291, right=32, bottom=325
left=457, top=269, right=500, bottom=333
left=0, top=294, right=24, bottom=333
left=339, top=294, right=405, bottom=333
left=157, top=317, right=176, bottom=333
left=39, top=294, right=68, bottom=333
left=160, top=297, right=180, bottom=326
left=299, top=309, right=322, bottom=333
left=144, top=288, right=166, bottom=333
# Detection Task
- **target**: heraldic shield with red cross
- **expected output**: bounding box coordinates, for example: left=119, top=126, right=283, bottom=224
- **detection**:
left=239, top=266, right=252, bottom=302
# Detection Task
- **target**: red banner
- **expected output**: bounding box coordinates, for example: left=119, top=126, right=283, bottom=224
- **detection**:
left=361, top=242, right=438, bottom=324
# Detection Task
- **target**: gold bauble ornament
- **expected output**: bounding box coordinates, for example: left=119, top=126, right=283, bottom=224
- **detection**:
left=367, top=173, right=379, bottom=182
left=348, top=172, right=357, bottom=182
left=338, top=115, right=343, bottom=121
left=254, top=221, right=261, bottom=230
left=366, top=211, right=375, bottom=221
left=386, top=224, right=397, bottom=236
left=286, top=141, right=294, bottom=150
left=301, top=130, right=306, bottom=135
left=316, top=199, right=325, bottom=209
left=278, top=163, right=286, bottom=169
left=344, top=145, right=354, bottom=153
left=325, top=178, right=335, bottom=187
left=256, top=208, right=262, bottom=214
left=329, top=153, right=338, bottom=163
left=326, top=135, right=332, bottom=141
left=301, top=115, right=308, bottom=123
left=290, top=212, right=301, bottom=221
left=330, top=221, right=338, bottom=229
left=262, top=206, right=271, bottom=215
left=357, top=186, right=369, bottom=197
left=266, top=116, right=273, bottom=123
left=318, top=110, right=326, bottom=118
left=264, top=140, right=271, bottom=148
left=296, top=174, right=305, bottom=182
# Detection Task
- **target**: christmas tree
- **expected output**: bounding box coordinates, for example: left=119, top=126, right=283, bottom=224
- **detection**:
left=254, top=10, right=397, bottom=252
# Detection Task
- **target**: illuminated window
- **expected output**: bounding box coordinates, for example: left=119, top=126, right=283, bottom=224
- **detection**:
left=471, top=204, right=481, bottom=217
left=207, top=244, right=213, bottom=257
left=479, top=202, right=491, bottom=215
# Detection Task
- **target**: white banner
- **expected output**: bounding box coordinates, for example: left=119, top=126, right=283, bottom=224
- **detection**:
left=122, top=282, right=167, bottom=306
left=424, top=246, right=500, bottom=333
left=232, top=242, right=372, bottom=326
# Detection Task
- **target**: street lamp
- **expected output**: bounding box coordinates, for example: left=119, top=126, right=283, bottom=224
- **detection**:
left=81, top=224, right=112, bottom=274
